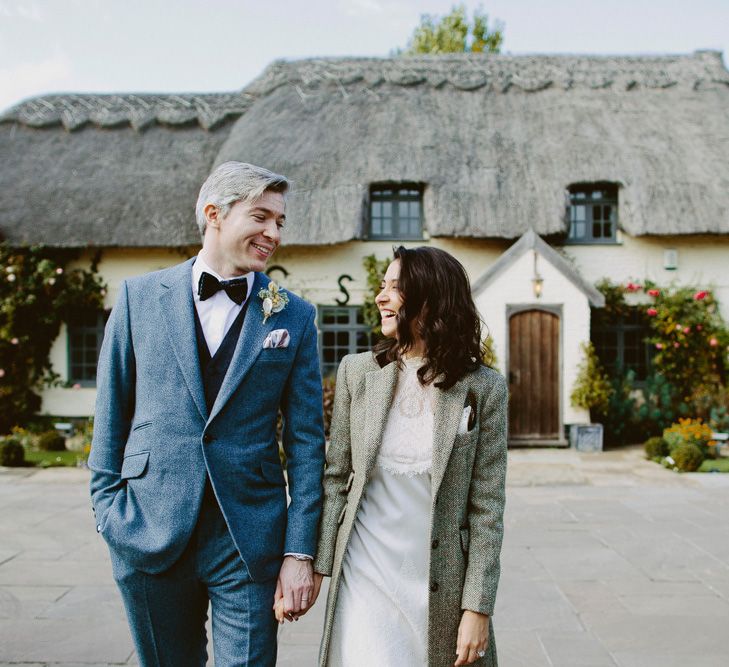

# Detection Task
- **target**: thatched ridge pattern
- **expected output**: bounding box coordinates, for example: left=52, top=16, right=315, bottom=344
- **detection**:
left=1, top=92, right=253, bottom=131
left=246, top=52, right=729, bottom=97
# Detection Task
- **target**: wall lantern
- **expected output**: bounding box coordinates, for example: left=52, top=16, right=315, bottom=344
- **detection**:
left=531, top=251, right=544, bottom=298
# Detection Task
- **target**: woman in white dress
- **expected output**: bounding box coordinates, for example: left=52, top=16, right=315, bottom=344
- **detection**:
left=311, top=247, right=508, bottom=667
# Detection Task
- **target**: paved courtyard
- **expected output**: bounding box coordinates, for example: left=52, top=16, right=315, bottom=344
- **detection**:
left=1, top=447, right=728, bottom=666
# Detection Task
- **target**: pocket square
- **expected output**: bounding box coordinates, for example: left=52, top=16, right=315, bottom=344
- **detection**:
left=457, top=406, right=472, bottom=435
left=263, top=329, right=290, bottom=349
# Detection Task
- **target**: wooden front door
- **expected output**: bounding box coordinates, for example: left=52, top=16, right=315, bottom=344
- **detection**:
left=508, top=309, right=560, bottom=441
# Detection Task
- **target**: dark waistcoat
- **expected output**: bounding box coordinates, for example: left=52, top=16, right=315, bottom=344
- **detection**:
left=193, top=297, right=252, bottom=416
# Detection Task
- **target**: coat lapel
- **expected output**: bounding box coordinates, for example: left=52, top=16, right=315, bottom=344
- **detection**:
left=360, top=360, right=398, bottom=480
left=159, top=258, right=207, bottom=421
left=431, top=378, right=469, bottom=499
left=207, top=272, right=275, bottom=423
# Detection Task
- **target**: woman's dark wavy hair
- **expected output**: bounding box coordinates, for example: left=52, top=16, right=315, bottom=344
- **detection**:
left=374, top=246, right=490, bottom=389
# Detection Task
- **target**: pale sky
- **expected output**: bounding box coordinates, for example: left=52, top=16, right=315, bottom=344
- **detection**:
left=1, top=0, right=727, bottom=112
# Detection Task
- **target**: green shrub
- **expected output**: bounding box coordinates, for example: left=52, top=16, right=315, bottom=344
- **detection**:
left=36, top=430, right=66, bottom=452
left=672, top=443, right=704, bottom=472
left=571, top=342, right=613, bottom=418
left=0, top=438, right=25, bottom=466
left=644, top=436, right=669, bottom=459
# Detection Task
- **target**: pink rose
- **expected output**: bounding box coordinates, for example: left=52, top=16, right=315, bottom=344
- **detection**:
left=625, top=282, right=641, bottom=292
left=676, top=324, right=682, bottom=331
left=696, top=324, right=703, bottom=331
left=647, top=289, right=660, bottom=297
left=694, top=291, right=708, bottom=300
left=655, top=343, right=663, bottom=350
left=10, top=337, right=18, bottom=345
left=674, top=342, right=680, bottom=348
left=683, top=327, right=690, bottom=334
left=710, top=338, right=718, bottom=347
left=56, top=267, right=63, bottom=274
left=0, top=369, right=5, bottom=377
left=72, top=383, right=82, bottom=390
left=647, top=308, right=658, bottom=317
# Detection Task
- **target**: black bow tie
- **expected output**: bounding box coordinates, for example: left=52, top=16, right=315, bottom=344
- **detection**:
left=198, top=271, right=249, bottom=305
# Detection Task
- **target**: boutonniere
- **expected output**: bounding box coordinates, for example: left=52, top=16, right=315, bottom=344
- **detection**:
left=258, top=281, right=290, bottom=323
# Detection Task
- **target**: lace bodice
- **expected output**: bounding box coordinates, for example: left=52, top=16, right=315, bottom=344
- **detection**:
left=376, top=358, right=435, bottom=476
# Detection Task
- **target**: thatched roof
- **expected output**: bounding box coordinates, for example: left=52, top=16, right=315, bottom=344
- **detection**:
left=2, top=51, right=728, bottom=247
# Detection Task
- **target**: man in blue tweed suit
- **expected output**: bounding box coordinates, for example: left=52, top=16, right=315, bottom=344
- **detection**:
left=89, top=162, right=325, bottom=666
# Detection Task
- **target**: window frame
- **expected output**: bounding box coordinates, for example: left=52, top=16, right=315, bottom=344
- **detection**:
left=67, top=309, right=109, bottom=387
left=566, top=183, right=619, bottom=245
left=591, top=310, right=654, bottom=384
left=317, top=305, right=375, bottom=378
left=367, top=184, right=424, bottom=241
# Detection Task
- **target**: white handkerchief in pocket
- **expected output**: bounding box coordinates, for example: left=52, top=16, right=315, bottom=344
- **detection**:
left=457, top=406, right=472, bottom=435
left=263, top=329, right=290, bottom=349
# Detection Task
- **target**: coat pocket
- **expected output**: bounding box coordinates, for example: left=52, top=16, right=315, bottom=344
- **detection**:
left=121, top=451, right=150, bottom=479
left=131, top=420, right=152, bottom=432
left=460, top=527, right=470, bottom=553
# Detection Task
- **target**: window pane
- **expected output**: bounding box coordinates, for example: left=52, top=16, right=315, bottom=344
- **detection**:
left=574, top=221, right=585, bottom=238
left=372, top=201, right=381, bottom=217
left=593, top=205, right=602, bottom=222
left=592, top=190, right=603, bottom=199
left=603, top=222, right=612, bottom=238
left=382, top=217, right=392, bottom=236
left=573, top=205, right=586, bottom=222
left=382, top=202, right=392, bottom=217
left=593, top=222, right=601, bottom=238
left=399, top=201, right=409, bottom=218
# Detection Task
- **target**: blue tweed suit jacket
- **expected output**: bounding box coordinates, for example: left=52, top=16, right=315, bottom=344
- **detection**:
left=89, top=258, right=325, bottom=582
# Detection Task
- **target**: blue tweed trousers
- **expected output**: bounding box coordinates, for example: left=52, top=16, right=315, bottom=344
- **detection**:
left=110, top=483, right=278, bottom=667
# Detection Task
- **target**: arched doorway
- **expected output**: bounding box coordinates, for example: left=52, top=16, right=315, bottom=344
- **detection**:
left=508, top=308, right=560, bottom=443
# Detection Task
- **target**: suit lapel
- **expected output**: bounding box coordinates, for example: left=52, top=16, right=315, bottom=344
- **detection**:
left=360, top=361, right=398, bottom=480
left=431, top=378, right=469, bottom=499
left=159, top=258, right=207, bottom=421
left=208, top=272, right=275, bottom=423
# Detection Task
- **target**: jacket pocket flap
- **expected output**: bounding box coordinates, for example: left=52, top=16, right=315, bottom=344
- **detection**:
left=260, top=460, right=286, bottom=486
left=121, top=451, right=150, bottom=479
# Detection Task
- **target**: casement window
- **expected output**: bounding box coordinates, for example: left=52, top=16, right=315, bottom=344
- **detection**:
left=67, top=310, right=108, bottom=386
left=566, top=184, right=618, bottom=244
left=591, top=309, right=653, bottom=382
left=368, top=185, right=423, bottom=240
left=318, top=306, right=375, bottom=377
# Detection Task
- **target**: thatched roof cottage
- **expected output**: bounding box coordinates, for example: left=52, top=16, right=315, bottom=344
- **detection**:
left=2, top=51, right=728, bottom=444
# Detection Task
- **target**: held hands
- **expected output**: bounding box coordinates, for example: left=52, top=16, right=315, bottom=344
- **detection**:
left=454, top=610, right=489, bottom=665
left=272, top=557, right=324, bottom=623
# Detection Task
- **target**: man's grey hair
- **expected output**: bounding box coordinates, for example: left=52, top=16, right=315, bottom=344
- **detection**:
left=195, top=161, right=290, bottom=236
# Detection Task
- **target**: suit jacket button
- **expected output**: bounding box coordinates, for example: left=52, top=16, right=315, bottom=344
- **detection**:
left=430, top=582, right=439, bottom=593
left=203, top=434, right=213, bottom=444
left=96, top=524, right=101, bottom=533
left=431, top=539, right=439, bottom=549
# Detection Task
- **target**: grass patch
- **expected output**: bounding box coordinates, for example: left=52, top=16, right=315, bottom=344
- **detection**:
left=23, top=448, right=82, bottom=468
left=698, top=457, right=729, bottom=473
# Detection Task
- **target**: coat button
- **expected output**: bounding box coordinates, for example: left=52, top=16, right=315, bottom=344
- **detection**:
left=430, top=582, right=439, bottom=593
left=431, top=539, right=439, bottom=549
left=203, top=434, right=213, bottom=444
left=96, top=524, right=101, bottom=533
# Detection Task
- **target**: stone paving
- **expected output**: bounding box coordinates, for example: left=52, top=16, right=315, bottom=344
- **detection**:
left=1, top=447, right=728, bottom=666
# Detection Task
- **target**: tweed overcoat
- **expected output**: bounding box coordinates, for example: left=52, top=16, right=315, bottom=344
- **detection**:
left=314, top=352, right=508, bottom=667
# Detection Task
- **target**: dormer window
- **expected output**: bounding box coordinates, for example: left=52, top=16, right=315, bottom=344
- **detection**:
left=368, top=185, right=423, bottom=240
left=567, top=184, right=618, bottom=244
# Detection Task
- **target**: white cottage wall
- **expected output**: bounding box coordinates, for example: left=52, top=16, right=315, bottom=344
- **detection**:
left=39, top=234, right=729, bottom=418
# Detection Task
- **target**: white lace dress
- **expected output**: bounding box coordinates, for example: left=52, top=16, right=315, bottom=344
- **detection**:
left=328, top=358, right=435, bottom=666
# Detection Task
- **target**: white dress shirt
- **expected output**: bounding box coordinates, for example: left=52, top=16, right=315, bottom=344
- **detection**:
left=191, top=254, right=253, bottom=356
